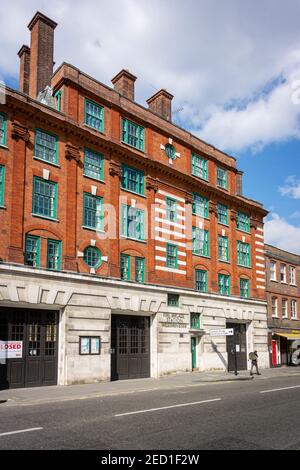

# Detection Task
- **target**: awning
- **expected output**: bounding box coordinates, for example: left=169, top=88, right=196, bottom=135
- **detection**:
left=275, top=333, right=300, bottom=340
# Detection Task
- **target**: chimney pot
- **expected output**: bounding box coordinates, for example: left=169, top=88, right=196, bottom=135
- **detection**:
left=112, top=69, right=137, bottom=101
left=147, top=89, right=174, bottom=121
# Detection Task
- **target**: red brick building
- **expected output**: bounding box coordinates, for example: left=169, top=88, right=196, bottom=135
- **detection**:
left=0, top=12, right=269, bottom=389
left=265, top=244, right=300, bottom=367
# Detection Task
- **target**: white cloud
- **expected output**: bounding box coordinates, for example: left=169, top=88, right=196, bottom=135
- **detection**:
left=265, top=213, right=300, bottom=254
left=279, top=176, right=300, bottom=199
left=2, top=0, right=300, bottom=153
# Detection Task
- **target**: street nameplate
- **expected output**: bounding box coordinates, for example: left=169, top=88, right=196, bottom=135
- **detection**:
left=209, top=328, right=234, bottom=337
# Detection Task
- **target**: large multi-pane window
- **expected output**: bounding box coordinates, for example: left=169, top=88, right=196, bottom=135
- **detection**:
left=217, top=203, right=228, bottom=225
left=24, top=235, right=40, bottom=267
left=135, top=257, right=145, bottom=283
left=121, top=205, right=145, bottom=241
left=191, top=313, right=201, bottom=329
left=218, top=236, right=229, bottom=262
left=192, top=193, right=209, bottom=218
left=282, top=299, right=288, bottom=318
left=272, top=297, right=278, bottom=317
left=120, top=254, right=130, bottom=281
left=0, top=113, right=7, bottom=146
left=47, top=240, right=61, bottom=271
left=195, top=270, right=207, bottom=293
left=34, top=129, right=58, bottom=164
left=280, top=264, right=286, bottom=283
left=122, top=118, right=145, bottom=151
left=270, top=261, right=277, bottom=281
left=237, top=241, right=251, bottom=267
left=291, top=300, right=297, bottom=319
left=217, top=167, right=228, bottom=189
left=32, top=178, right=57, bottom=220
left=84, top=99, right=104, bottom=132
left=83, top=246, right=102, bottom=268
left=218, top=274, right=230, bottom=296
left=0, top=165, right=5, bottom=206
left=83, top=193, right=104, bottom=231
left=191, top=154, right=208, bottom=181
left=192, top=227, right=210, bottom=257
left=166, top=244, right=178, bottom=269
left=237, top=212, right=250, bottom=233
left=240, top=278, right=250, bottom=299
left=166, top=197, right=177, bottom=222
left=289, top=266, right=296, bottom=285
left=121, top=165, right=144, bottom=195
left=84, top=148, right=104, bottom=181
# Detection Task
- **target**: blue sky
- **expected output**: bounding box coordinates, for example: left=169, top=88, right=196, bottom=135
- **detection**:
left=1, top=0, right=300, bottom=252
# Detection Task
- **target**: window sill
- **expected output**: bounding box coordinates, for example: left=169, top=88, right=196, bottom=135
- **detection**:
left=84, top=124, right=105, bottom=135
left=291, top=318, right=299, bottom=321
left=82, top=226, right=105, bottom=233
left=0, top=144, right=9, bottom=150
left=238, top=264, right=251, bottom=269
left=83, top=174, right=105, bottom=184
left=0, top=205, right=6, bottom=210
left=192, top=253, right=211, bottom=259
left=218, top=259, right=230, bottom=264
left=218, top=222, right=229, bottom=227
left=191, top=174, right=209, bottom=184
left=32, top=213, right=59, bottom=223
left=270, top=279, right=278, bottom=283
left=290, top=284, right=298, bottom=287
left=237, top=228, right=251, bottom=235
left=33, top=156, right=60, bottom=168
left=120, top=188, right=146, bottom=199
left=192, top=213, right=210, bottom=220
left=120, top=236, right=147, bottom=244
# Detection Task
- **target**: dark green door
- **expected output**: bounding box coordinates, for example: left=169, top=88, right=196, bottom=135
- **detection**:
left=191, top=337, right=197, bottom=369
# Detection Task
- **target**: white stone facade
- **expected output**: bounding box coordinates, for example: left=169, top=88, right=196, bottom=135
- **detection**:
left=0, top=264, right=269, bottom=386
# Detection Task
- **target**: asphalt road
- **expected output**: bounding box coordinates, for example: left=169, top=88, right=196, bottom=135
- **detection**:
left=0, top=375, right=300, bottom=450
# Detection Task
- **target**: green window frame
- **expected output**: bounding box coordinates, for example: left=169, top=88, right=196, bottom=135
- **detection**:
left=166, top=243, right=178, bottom=269
left=24, top=235, right=40, bottom=268
left=83, top=246, right=102, bottom=269
left=192, top=227, right=210, bottom=257
left=84, top=148, right=104, bottom=181
left=218, top=274, right=231, bottom=296
left=121, top=205, right=145, bottom=241
left=122, top=118, right=145, bottom=151
left=195, top=270, right=207, bottom=293
left=237, top=212, right=250, bottom=233
left=121, top=165, right=144, bottom=195
left=237, top=241, right=251, bottom=267
left=191, top=313, right=201, bottom=329
left=0, top=113, right=7, bottom=147
left=166, top=197, right=177, bottom=223
left=34, top=129, right=58, bottom=164
left=168, top=293, right=179, bottom=307
left=217, top=167, right=228, bottom=189
left=191, top=154, right=208, bottom=181
left=54, top=90, right=62, bottom=111
left=47, top=239, right=62, bottom=271
left=85, top=99, right=104, bottom=133
left=135, top=257, right=145, bottom=283
left=217, top=203, right=228, bottom=225
left=240, top=278, right=250, bottom=299
left=0, top=165, right=5, bottom=207
left=192, top=193, right=209, bottom=218
left=83, top=193, right=104, bottom=231
left=32, top=177, right=58, bottom=220
left=218, top=236, right=229, bottom=262
left=120, top=254, right=131, bottom=281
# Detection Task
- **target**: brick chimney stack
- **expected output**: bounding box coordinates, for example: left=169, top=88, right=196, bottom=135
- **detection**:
left=28, top=11, right=57, bottom=99
left=18, top=45, right=31, bottom=95
left=111, top=69, right=137, bottom=101
left=147, top=89, right=173, bottom=122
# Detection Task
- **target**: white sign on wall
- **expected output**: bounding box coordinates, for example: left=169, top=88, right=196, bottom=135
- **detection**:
left=0, top=341, right=23, bottom=359
left=209, top=329, right=234, bottom=337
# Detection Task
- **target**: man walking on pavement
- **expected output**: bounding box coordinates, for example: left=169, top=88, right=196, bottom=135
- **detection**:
left=249, top=350, right=261, bottom=376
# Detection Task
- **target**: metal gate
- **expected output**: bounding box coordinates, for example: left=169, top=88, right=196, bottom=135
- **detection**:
left=0, top=308, right=59, bottom=389
left=226, top=323, right=247, bottom=372
left=111, top=315, right=150, bottom=381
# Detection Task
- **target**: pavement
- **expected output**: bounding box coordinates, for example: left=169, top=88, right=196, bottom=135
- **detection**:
left=1, top=365, right=299, bottom=408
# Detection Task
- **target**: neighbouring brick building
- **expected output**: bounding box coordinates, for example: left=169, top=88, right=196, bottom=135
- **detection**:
left=0, top=11, right=269, bottom=389
left=265, top=244, right=300, bottom=367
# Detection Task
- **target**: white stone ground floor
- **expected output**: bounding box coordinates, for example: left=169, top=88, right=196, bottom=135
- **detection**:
left=0, top=265, right=269, bottom=387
